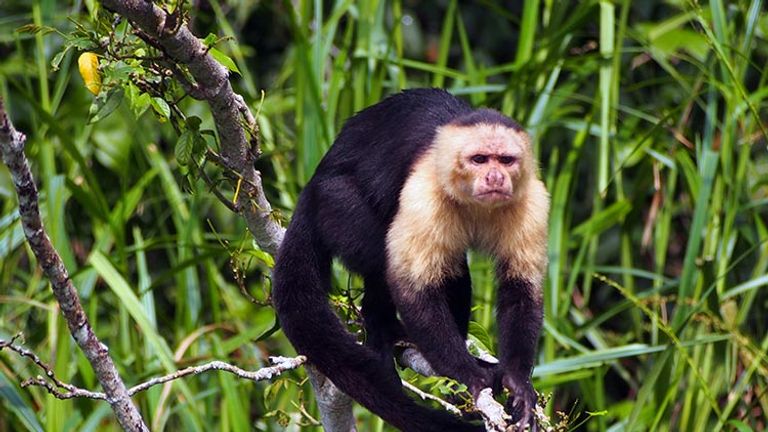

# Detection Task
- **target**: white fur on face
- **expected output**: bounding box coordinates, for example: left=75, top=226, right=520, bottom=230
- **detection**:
left=433, top=124, right=533, bottom=207
left=386, top=123, right=549, bottom=291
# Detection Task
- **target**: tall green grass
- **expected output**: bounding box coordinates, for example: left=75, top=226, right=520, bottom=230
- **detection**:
left=1, top=0, right=767, bottom=431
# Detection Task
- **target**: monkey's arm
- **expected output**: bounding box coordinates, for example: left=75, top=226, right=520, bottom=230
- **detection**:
left=492, top=178, right=549, bottom=428
left=390, top=272, right=495, bottom=397
left=496, top=272, right=543, bottom=427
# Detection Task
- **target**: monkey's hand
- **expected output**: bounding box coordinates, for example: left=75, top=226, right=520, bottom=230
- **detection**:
left=502, top=373, right=538, bottom=431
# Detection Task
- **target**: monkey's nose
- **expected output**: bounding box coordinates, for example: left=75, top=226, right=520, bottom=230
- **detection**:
left=485, top=169, right=505, bottom=188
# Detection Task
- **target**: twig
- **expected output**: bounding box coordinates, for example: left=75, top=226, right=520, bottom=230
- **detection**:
left=21, top=376, right=108, bottom=400
left=0, top=98, right=149, bottom=432
left=198, top=165, right=239, bottom=213
left=476, top=388, right=511, bottom=432
left=401, top=380, right=462, bottom=416
left=1, top=336, right=305, bottom=400
left=467, top=339, right=499, bottom=364
left=396, top=342, right=438, bottom=376
left=125, top=356, right=306, bottom=396
left=1, top=334, right=105, bottom=400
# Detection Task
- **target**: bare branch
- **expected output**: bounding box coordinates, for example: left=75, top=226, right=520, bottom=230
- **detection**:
left=305, top=364, right=357, bottom=432
left=467, top=339, right=500, bottom=364
left=396, top=342, right=438, bottom=376
left=21, top=376, right=108, bottom=400
left=0, top=98, right=149, bottom=432
left=125, top=356, right=306, bottom=396
left=1, top=334, right=106, bottom=400
left=2, top=336, right=305, bottom=401
left=476, top=388, right=511, bottom=432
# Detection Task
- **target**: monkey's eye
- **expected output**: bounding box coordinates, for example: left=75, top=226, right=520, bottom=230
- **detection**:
left=470, top=154, right=489, bottom=164
left=498, top=155, right=517, bottom=165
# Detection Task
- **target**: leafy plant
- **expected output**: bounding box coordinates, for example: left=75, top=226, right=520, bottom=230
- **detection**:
left=1, top=0, right=766, bottom=431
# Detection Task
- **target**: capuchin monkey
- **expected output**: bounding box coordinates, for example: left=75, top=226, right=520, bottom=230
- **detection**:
left=272, top=88, right=549, bottom=432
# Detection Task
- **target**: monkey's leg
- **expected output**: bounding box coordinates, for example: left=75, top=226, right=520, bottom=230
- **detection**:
left=313, top=176, right=388, bottom=274
left=295, top=178, right=483, bottom=431
left=362, top=274, right=406, bottom=358
left=315, top=176, right=408, bottom=357
left=316, top=177, right=405, bottom=366
left=496, top=273, right=543, bottom=430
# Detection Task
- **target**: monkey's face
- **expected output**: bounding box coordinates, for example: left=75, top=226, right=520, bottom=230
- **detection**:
left=436, top=124, right=531, bottom=208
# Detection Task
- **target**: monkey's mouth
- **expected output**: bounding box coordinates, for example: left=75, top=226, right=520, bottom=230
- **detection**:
left=475, top=190, right=513, bottom=203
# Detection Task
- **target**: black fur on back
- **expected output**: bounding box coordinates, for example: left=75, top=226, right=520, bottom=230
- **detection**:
left=313, top=88, right=473, bottom=225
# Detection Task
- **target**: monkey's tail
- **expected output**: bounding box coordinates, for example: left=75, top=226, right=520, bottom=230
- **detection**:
left=272, top=219, right=483, bottom=432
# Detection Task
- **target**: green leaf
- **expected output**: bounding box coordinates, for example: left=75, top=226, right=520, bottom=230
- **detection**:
left=209, top=47, right=240, bottom=74
left=79, top=405, right=112, bottom=432
left=109, top=168, right=159, bottom=226
left=67, top=35, right=97, bottom=50
left=0, top=373, right=43, bottom=432
left=186, top=115, right=202, bottom=131
left=50, top=46, right=71, bottom=71
left=203, top=33, right=218, bottom=46
left=535, top=336, right=728, bottom=377
left=88, top=251, right=176, bottom=365
left=88, top=87, right=124, bottom=123
left=14, top=23, right=56, bottom=35
left=570, top=200, right=632, bottom=239
left=263, top=379, right=289, bottom=405
left=175, top=129, right=194, bottom=166
left=467, top=321, right=493, bottom=353
left=150, top=97, right=171, bottom=120
left=244, top=248, right=275, bottom=267
left=125, top=83, right=151, bottom=117
left=722, top=274, right=768, bottom=299
left=103, top=61, right=136, bottom=83
left=175, top=116, right=206, bottom=166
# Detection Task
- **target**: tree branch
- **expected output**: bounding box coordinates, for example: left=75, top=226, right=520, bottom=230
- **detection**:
left=125, top=356, right=306, bottom=396
left=0, top=98, right=149, bottom=432
left=98, top=0, right=284, bottom=255
left=306, top=364, right=358, bottom=432
left=1, top=335, right=305, bottom=400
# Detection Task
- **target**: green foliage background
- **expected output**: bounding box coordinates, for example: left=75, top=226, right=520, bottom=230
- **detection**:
left=1, top=0, right=767, bottom=431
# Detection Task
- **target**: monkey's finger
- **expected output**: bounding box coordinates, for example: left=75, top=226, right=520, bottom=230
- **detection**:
left=506, top=395, right=525, bottom=421
left=512, top=401, right=538, bottom=432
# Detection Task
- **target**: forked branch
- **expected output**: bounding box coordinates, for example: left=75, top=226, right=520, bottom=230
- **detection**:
left=0, top=335, right=304, bottom=402
left=0, top=99, right=149, bottom=432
